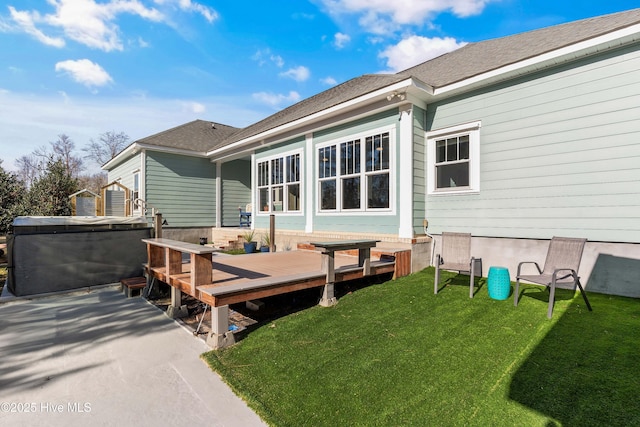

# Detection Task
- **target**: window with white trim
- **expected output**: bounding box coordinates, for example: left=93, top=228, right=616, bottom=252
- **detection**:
left=132, top=171, right=140, bottom=214
left=318, top=130, right=391, bottom=212
left=257, top=151, right=302, bottom=213
left=427, top=121, right=480, bottom=194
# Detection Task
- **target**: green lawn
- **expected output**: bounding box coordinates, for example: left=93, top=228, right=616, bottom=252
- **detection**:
left=203, top=268, right=640, bottom=427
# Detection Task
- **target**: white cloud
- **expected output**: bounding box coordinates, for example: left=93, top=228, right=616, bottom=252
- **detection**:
left=252, top=49, right=284, bottom=68
left=55, top=59, right=113, bottom=88
left=0, top=90, right=267, bottom=173
left=8, top=0, right=216, bottom=52
left=137, top=37, right=150, bottom=48
left=180, top=101, right=206, bottom=114
left=279, top=66, right=310, bottom=82
left=8, top=6, right=65, bottom=47
left=334, top=32, right=350, bottom=49
left=176, top=0, right=219, bottom=23
left=321, top=76, right=338, bottom=85
left=379, top=35, right=467, bottom=71
left=319, top=0, right=492, bottom=34
left=252, top=91, right=301, bottom=107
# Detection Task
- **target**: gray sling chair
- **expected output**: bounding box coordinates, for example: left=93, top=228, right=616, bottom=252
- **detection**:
left=514, top=236, right=593, bottom=319
left=434, top=232, right=480, bottom=298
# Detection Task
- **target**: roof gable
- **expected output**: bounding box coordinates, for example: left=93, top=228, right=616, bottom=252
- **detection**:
left=137, top=119, right=239, bottom=152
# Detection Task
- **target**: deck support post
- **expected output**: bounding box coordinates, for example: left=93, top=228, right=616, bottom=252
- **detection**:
left=320, top=283, right=336, bottom=307
left=359, top=247, right=371, bottom=276
left=206, top=305, right=235, bottom=349
left=165, top=245, right=188, bottom=318
left=319, top=251, right=337, bottom=307
left=167, top=287, right=188, bottom=318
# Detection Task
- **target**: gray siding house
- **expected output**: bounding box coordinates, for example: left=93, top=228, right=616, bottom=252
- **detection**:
left=105, top=9, right=640, bottom=297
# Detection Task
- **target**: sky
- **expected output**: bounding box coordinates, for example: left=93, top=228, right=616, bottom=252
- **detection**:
left=1, top=0, right=639, bottom=174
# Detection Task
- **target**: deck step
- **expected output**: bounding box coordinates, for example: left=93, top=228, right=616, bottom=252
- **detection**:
left=120, top=277, right=147, bottom=298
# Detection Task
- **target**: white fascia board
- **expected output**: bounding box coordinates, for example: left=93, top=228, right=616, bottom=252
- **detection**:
left=102, top=143, right=138, bottom=170
left=207, top=77, right=426, bottom=157
left=102, top=143, right=207, bottom=170
left=434, top=23, right=640, bottom=97
left=135, top=143, right=208, bottom=158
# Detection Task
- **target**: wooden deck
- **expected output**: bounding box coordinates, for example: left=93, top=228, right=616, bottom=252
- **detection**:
left=143, top=238, right=406, bottom=348
left=147, top=250, right=396, bottom=308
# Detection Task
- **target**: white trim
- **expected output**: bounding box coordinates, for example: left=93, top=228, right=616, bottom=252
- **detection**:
left=435, top=24, right=640, bottom=96
left=305, top=133, right=314, bottom=233
left=250, top=153, right=256, bottom=231
left=397, top=104, right=414, bottom=239
left=426, top=121, right=481, bottom=138
left=426, top=121, right=481, bottom=195
left=255, top=148, right=304, bottom=216
left=139, top=150, right=146, bottom=212
left=215, top=161, right=222, bottom=228
left=315, top=123, right=396, bottom=215
left=132, top=170, right=142, bottom=216
left=207, top=78, right=417, bottom=157
left=103, top=143, right=209, bottom=170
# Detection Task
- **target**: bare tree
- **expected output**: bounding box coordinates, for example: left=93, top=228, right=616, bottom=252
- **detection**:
left=15, top=151, right=48, bottom=188
left=51, top=134, right=84, bottom=177
left=83, top=131, right=130, bottom=166
left=77, top=172, right=107, bottom=195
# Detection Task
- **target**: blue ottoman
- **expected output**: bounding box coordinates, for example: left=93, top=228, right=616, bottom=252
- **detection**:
left=488, top=266, right=511, bottom=300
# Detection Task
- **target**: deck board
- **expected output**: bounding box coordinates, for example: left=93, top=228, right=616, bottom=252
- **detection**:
left=146, top=250, right=395, bottom=307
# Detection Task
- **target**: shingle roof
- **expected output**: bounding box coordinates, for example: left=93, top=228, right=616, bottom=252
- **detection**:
left=219, top=8, right=640, bottom=151
left=127, top=8, right=640, bottom=159
left=399, top=8, right=640, bottom=88
left=136, top=119, right=239, bottom=152
left=220, top=74, right=406, bottom=147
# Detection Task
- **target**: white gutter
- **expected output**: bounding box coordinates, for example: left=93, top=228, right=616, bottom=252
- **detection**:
left=206, top=77, right=427, bottom=157
left=102, top=143, right=208, bottom=170
left=435, top=23, right=640, bottom=96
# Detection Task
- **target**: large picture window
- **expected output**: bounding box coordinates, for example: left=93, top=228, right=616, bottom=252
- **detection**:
left=318, top=130, right=391, bottom=212
left=426, top=121, right=480, bottom=194
left=257, top=151, right=302, bottom=213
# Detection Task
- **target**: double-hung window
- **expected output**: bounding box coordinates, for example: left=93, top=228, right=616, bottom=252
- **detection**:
left=318, top=130, right=391, bottom=212
left=257, top=151, right=302, bottom=213
left=426, top=121, right=481, bottom=194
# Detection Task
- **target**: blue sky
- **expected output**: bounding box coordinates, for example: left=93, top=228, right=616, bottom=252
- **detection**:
left=1, top=0, right=639, bottom=174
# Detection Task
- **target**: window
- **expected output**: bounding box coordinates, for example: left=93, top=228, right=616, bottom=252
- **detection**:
left=427, top=121, right=480, bottom=194
left=318, top=130, right=391, bottom=212
left=257, top=151, right=302, bottom=213
left=132, top=171, right=140, bottom=213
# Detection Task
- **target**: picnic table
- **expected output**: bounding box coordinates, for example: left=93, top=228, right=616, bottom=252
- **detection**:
left=310, top=239, right=380, bottom=306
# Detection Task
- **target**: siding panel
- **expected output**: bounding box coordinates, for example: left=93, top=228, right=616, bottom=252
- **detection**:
left=426, top=43, right=640, bottom=242
left=221, top=159, right=251, bottom=227
left=146, top=152, right=215, bottom=227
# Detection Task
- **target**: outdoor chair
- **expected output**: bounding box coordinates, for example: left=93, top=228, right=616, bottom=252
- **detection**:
left=239, top=203, right=252, bottom=227
left=514, top=236, right=592, bottom=319
left=434, top=232, right=480, bottom=298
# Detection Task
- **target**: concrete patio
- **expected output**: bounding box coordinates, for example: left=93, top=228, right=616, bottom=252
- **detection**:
left=0, top=286, right=266, bottom=427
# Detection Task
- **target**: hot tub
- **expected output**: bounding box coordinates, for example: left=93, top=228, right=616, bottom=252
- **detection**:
left=7, top=216, right=152, bottom=297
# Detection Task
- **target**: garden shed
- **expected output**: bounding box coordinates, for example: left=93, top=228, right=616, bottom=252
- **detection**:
left=69, top=189, right=103, bottom=216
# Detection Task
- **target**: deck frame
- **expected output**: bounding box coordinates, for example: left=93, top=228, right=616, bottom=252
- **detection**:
left=143, top=238, right=397, bottom=349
